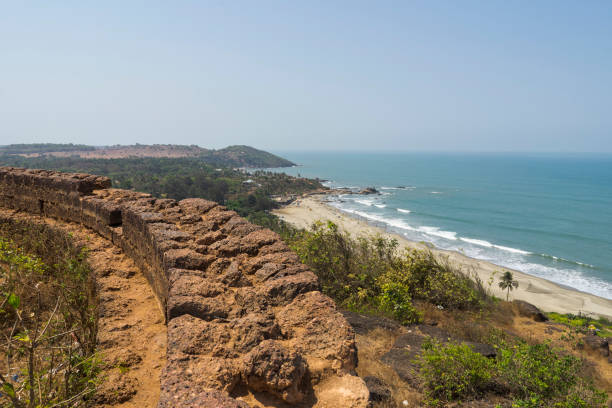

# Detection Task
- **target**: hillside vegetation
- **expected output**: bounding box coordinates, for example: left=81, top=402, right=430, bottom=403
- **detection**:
left=0, top=221, right=98, bottom=408
left=0, top=155, right=323, bottom=222
left=0, top=144, right=93, bottom=154
left=0, top=144, right=295, bottom=168
left=266, top=220, right=609, bottom=407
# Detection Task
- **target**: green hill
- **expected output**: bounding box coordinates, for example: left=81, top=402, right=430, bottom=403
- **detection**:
left=0, top=143, right=295, bottom=168
left=201, top=145, right=295, bottom=168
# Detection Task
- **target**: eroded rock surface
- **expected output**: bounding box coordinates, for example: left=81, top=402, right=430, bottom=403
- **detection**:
left=0, top=167, right=369, bottom=407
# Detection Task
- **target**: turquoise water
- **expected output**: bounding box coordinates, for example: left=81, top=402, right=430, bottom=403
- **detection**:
left=268, top=152, right=612, bottom=299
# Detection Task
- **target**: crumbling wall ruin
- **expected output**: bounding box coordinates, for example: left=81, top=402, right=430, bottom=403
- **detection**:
left=0, top=167, right=368, bottom=407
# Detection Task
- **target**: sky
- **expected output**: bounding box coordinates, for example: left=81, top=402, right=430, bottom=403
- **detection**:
left=1, top=1, right=611, bottom=152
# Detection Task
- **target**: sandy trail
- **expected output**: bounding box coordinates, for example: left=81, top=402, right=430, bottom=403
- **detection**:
left=0, top=209, right=166, bottom=407
left=273, top=196, right=612, bottom=319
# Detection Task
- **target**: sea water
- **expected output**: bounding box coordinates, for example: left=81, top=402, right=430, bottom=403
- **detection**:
left=268, top=152, right=612, bottom=300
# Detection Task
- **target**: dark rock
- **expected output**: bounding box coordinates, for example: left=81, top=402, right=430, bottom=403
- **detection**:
left=513, top=300, right=548, bottom=322
left=583, top=335, right=609, bottom=357
left=363, top=376, right=391, bottom=402
left=465, top=341, right=497, bottom=358
left=358, top=187, right=378, bottom=195
left=341, top=310, right=403, bottom=335
left=167, top=315, right=231, bottom=356
left=380, top=331, right=425, bottom=386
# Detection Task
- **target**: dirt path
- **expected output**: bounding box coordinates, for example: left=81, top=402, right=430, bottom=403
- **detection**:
left=0, top=209, right=166, bottom=407
left=88, top=239, right=166, bottom=408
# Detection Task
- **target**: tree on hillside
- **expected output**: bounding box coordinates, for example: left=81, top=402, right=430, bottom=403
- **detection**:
left=498, top=271, right=519, bottom=301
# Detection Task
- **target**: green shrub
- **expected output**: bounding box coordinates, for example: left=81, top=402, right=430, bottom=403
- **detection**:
left=380, top=249, right=485, bottom=310
left=377, top=281, right=422, bottom=324
left=419, top=338, right=608, bottom=408
left=547, top=312, right=612, bottom=338
left=420, top=338, right=495, bottom=403
left=286, top=221, right=390, bottom=307
left=497, top=342, right=580, bottom=400
left=284, top=220, right=486, bottom=318
left=0, top=222, right=99, bottom=408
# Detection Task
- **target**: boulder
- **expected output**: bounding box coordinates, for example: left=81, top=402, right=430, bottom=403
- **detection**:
left=363, top=376, right=392, bottom=402
left=513, top=300, right=548, bottom=322
left=358, top=187, right=378, bottom=195
left=583, top=335, right=609, bottom=357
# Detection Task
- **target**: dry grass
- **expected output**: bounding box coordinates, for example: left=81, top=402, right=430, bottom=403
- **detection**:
left=353, top=328, right=424, bottom=407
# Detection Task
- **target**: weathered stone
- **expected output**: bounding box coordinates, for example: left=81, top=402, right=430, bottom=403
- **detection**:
left=196, top=230, right=225, bottom=246
left=230, top=313, right=281, bottom=353
left=259, top=271, right=319, bottom=304
left=168, top=294, right=231, bottom=321
left=163, top=248, right=213, bottom=270
left=0, top=167, right=368, bottom=408
left=167, top=315, right=231, bottom=356
left=278, top=291, right=358, bottom=373
left=219, top=261, right=251, bottom=287
left=158, top=389, right=248, bottom=408
left=241, top=340, right=307, bottom=403
left=178, top=198, right=217, bottom=214
left=513, top=300, right=548, bottom=322
left=169, top=275, right=225, bottom=298
left=258, top=240, right=288, bottom=256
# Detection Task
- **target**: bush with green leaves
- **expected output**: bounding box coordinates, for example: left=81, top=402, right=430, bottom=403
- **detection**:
left=283, top=220, right=486, bottom=320
left=381, top=249, right=485, bottom=310
left=420, top=338, right=495, bottom=403
left=419, top=338, right=607, bottom=407
left=0, top=222, right=99, bottom=408
left=377, top=281, right=422, bottom=324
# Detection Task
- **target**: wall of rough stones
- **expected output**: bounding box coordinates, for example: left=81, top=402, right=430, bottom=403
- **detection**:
left=0, top=167, right=368, bottom=407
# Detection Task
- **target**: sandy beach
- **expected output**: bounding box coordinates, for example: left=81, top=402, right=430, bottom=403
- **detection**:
left=273, top=195, right=612, bottom=319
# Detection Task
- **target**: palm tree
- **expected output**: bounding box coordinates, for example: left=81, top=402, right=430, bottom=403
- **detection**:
left=498, top=271, right=519, bottom=301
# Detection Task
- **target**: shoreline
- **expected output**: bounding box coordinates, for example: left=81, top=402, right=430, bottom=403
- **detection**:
left=273, top=194, right=612, bottom=319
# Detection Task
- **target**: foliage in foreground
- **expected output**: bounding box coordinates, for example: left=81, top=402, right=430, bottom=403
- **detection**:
left=420, top=338, right=607, bottom=407
left=547, top=312, right=612, bottom=338
left=278, top=220, right=487, bottom=323
left=265, top=218, right=608, bottom=407
left=0, top=224, right=99, bottom=408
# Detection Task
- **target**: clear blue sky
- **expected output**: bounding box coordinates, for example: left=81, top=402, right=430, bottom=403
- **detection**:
left=1, top=1, right=611, bottom=152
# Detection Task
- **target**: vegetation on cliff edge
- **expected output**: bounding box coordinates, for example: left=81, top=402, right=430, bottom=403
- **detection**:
left=0, top=223, right=98, bottom=408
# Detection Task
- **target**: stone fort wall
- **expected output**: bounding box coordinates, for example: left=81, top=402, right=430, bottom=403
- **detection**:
left=0, top=167, right=368, bottom=407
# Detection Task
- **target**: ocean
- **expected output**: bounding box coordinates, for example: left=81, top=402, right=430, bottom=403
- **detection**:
left=268, top=152, right=612, bottom=300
